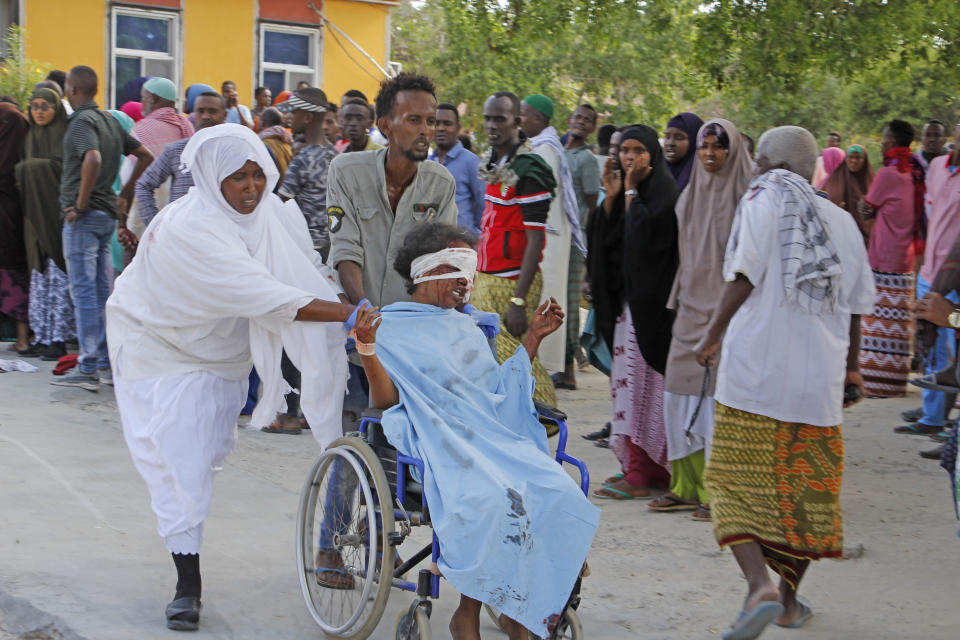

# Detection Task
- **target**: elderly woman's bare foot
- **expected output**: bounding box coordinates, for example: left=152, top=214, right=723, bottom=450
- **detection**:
left=498, top=613, right=528, bottom=640
left=449, top=596, right=481, bottom=640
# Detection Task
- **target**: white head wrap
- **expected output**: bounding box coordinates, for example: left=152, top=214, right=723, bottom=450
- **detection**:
left=108, top=123, right=348, bottom=447
left=411, top=247, right=478, bottom=285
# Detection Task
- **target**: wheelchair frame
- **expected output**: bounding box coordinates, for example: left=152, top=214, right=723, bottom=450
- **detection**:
left=297, top=403, right=590, bottom=639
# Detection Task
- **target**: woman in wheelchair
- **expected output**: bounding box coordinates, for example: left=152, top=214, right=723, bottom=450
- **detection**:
left=348, top=223, right=599, bottom=639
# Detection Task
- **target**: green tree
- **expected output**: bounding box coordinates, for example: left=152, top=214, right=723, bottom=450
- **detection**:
left=0, top=25, right=50, bottom=110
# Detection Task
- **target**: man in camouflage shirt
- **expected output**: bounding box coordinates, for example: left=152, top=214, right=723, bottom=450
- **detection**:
left=278, top=88, right=338, bottom=260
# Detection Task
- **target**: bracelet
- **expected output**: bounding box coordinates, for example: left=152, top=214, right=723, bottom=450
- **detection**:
left=625, top=189, right=638, bottom=196
left=355, top=338, right=376, bottom=356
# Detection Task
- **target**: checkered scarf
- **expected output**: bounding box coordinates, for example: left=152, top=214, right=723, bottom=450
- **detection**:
left=727, top=169, right=842, bottom=315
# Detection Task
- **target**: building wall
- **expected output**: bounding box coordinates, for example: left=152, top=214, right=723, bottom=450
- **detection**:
left=322, top=0, right=392, bottom=103
left=182, top=0, right=256, bottom=102
left=23, top=0, right=106, bottom=94
left=21, top=0, right=395, bottom=109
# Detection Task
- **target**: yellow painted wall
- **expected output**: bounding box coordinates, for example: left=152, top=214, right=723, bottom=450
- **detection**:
left=20, top=0, right=392, bottom=110
left=23, top=0, right=106, bottom=97
left=183, top=0, right=257, bottom=104
left=322, top=0, right=392, bottom=102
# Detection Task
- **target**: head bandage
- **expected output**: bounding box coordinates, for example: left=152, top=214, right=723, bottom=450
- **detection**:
left=411, top=248, right=477, bottom=285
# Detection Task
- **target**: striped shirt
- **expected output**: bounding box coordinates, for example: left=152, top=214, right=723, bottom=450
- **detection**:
left=477, top=155, right=553, bottom=278
left=134, top=138, right=193, bottom=227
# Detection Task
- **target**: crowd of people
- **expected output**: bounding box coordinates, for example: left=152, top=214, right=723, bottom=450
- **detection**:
left=0, top=62, right=958, bottom=640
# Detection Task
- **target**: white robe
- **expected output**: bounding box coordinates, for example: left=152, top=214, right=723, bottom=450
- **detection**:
left=533, top=142, right=571, bottom=373
left=107, top=124, right=349, bottom=550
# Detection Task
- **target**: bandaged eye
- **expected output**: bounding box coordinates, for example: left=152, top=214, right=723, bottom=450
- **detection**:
left=411, top=248, right=478, bottom=285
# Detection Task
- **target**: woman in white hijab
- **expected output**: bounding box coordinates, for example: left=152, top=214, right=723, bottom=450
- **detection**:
left=106, top=124, right=357, bottom=631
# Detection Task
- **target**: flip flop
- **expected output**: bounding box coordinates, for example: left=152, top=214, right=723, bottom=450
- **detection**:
left=691, top=504, right=712, bottom=521
left=774, top=600, right=813, bottom=629
left=315, top=567, right=355, bottom=589
left=909, top=374, right=960, bottom=393
left=894, top=423, right=943, bottom=435
left=648, top=494, right=699, bottom=512
left=592, top=486, right=654, bottom=500
left=602, top=472, right=625, bottom=485
left=722, top=601, right=784, bottom=640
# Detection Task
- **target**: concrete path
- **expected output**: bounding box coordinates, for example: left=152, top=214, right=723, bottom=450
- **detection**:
left=0, top=357, right=956, bottom=639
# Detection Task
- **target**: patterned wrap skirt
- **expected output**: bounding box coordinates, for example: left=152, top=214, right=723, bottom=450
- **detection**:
left=470, top=270, right=556, bottom=406
left=859, top=270, right=915, bottom=397
left=705, top=403, right=844, bottom=588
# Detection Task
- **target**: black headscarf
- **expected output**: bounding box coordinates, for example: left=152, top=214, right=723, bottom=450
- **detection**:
left=665, top=112, right=703, bottom=191
left=587, top=125, right=680, bottom=374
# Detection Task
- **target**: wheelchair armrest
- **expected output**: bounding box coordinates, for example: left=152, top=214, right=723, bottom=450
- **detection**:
left=361, top=408, right=384, bottom=420
left=534, top=401, right=567, bottom=423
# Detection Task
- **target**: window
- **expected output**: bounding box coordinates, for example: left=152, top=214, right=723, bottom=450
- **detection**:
left=110, top=7, right=179, bottom=109
left=259, top=23, right=319, bottom=98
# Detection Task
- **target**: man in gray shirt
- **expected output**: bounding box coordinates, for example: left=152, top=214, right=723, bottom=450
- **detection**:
left=327, top=73, right=457, bottom=308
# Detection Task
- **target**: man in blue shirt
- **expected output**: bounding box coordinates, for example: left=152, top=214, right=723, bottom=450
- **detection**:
left=429, top=103, right=485, bottom=235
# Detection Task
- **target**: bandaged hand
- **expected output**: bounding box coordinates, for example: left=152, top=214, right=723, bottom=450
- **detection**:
left=528, top=298, right=564, bottom=342
left=352, top=301, right=382, bottom=352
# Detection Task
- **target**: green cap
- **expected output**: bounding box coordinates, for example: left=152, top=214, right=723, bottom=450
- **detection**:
left=143, top=77, right=177, bottom=102
left=523, top=94, right=554, bottom=119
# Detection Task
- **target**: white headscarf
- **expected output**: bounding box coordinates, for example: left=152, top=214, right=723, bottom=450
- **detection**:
left=108, top=124, right=348, bottom=447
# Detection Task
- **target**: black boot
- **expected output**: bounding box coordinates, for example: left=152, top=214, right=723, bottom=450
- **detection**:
left=166, top=553, right=202, bottom=631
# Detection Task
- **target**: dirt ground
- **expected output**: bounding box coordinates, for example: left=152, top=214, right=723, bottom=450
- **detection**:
left=0, top=357, right=957, bottom=639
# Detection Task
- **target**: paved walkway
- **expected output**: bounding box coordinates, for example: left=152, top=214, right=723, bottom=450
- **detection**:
left=0, top=357, right=956, bottom=638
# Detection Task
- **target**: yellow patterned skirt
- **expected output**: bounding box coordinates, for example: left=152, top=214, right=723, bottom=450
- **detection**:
left=704, top=403, right=844, bottom=588
left=471, top=270, right=556, bottom=406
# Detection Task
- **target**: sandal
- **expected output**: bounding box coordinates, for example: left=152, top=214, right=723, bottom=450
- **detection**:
left=894, top=423, right=943, bottom=435
left=315, top=550, right=355, bottom=589
left=592, top=484, right=654, bottom=500
left=550, top=372, right=576, bottom=390
left=648, top=494, right=699, bottom=512
left=774, top=600, right=814, bottom=628
left=262, top=413, right=302, bottom=435
left=692, top=504, right=712, bottom=521
left=594, top=437, right=610, bottom=449
left=602, top=472, right=624, bottom=485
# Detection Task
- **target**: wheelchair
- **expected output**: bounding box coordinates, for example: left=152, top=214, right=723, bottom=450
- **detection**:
left=296, top=402, right=591, bottom=639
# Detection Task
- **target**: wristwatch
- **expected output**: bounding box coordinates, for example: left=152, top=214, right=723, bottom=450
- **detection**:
left=948, top=310, right=960, bottom=329
left=509, top=297, right=526, bottom=308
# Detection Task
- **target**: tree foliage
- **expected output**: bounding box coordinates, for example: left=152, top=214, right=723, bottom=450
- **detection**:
left=0, top=26, right=50, bottom=111
left=393, top=0, right=960, bottom=145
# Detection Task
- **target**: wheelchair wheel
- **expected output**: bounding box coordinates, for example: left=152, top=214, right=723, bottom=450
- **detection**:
left=550, top=606, right=583, bottom=639
left=297, top=436, right=396, bottom=639
left=394, top=605, right=431, bottom=640
left=484, top=604, right=583, bottom=639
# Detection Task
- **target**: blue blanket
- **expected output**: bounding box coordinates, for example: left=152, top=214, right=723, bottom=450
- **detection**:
left=376, top=302, right=600, bottom=636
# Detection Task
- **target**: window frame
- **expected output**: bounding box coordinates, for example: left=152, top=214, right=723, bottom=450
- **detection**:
left=109, top=5, right=181, bottom=109
left=258, top=21, right=320, bottom=94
